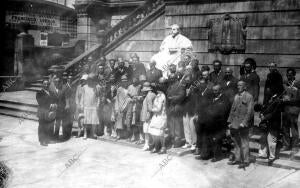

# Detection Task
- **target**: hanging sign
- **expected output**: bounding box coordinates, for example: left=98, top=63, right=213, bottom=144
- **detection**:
left=6, top=13, right=60, bottom=27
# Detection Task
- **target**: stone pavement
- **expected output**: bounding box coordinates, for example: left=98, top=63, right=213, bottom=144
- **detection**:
left=0, top=115, right=300, bottom=188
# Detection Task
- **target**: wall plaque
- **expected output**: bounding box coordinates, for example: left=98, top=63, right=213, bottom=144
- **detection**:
left=207, top=14, right=247, bottom=54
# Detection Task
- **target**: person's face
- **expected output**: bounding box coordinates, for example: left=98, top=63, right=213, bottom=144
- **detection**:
left=225, top=69, right=232, bottom=78
left=213, top=86, right=221, bottom=97
left=202, top=71, right=209, bottom=80
left=99, top=57, right=105, bottom=63
left=237, top=81, right=245, bottom=93
left=54, top=78, right=60, bottom=87
left=133, top=78, right=138, bottom=85
left=99, top=66, right=104, bottom=73
left=171, top=26, right=179, bottom=36
left=42, top=80, right=50, bottom=89
left=132, top=57, right=139, bottom=64
left=169, top=65, right=176, bottom=73
left=244, top=63, right=252, bottom=73
left=117, top=57, right=123, bottom=63
left=109, top=60, right=115, bottom=67
left=269, top=63, right=277, bottom=72
left=287, top=71, right=295, bottom=81
left=84, top=65, right=89, bottom=71
left=118, top=61, right=125, bottom=68
left=213, top=63, right=221, bottom=72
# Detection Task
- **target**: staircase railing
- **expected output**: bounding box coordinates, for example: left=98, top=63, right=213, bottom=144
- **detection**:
left=62, top=0, right=165, bottom=84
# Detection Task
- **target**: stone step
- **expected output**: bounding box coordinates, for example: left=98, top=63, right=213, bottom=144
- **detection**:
left=0, top=101, right=37, bottom=114
left=24, top=86, right=41, bottom=92
left=0, top=108, right=38, bottom=121
left=255, top=158, right=300, bottom=170
left=278, top=150, right=300, bottom=162
left=29, top=83, right=43, bottom=88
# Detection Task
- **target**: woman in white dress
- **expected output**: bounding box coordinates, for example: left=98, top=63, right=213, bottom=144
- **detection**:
left=80, top=74, right=100, bottom=139
left=148, top=87, right=167, bottom=154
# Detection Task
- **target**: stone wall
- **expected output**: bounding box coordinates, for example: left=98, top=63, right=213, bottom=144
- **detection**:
left=165, top=0, right=300, bottom=79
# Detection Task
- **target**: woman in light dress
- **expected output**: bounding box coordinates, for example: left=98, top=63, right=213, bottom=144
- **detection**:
left=148, top=85, right=167, bottom=154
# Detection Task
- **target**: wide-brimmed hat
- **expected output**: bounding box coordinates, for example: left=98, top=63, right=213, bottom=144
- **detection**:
left=121, top=74, right=128, bottom=82
left=141, top=82, right=152, bottom=92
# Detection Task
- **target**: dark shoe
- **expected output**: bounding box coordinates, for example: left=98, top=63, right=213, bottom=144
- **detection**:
left=40, top=142, right=48, bottom=146
left=227, top=161, right=240, bottom=165
left=268, top=159, right=275, bottom=166
left=195, top=155, right=209, bottom=160
left=238, top=162, right=249, bottom=169
left=150, top=148, right=158, bottom=154
left=211, top=158, right=218, bottom=162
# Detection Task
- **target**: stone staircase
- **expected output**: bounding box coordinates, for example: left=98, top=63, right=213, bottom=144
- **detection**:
left=0, top=0, right=165, bottom=122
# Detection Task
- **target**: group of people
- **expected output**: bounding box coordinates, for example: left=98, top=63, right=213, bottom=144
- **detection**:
left=36, top=23, right=300, bottom=170
left=36, top=52, right=300, bottom=169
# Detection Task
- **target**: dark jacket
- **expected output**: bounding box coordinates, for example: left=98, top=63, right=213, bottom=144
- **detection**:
left=221, top=75, right=238, bottom=105
left=194, top=81, right=214, bottom=121
left=146, top=68, right=162, bottom=83
left=36, top=89, right=54, bottom=122
left=263, top=70, right=284, bottom=104
left=260, top=97, right=282, bottom=131
left=49, top=83, right=66, bottom=118
left=114, top=67, right=131, bottom=82
left=210, top=70, right=225, bottom=85
left=166, top=80, right=186, bottom=115
left=128, top=63, right=146, bottom=81
left=241, top=71, right=260, bottom=102
left=205, top=94, right=231, bottom=132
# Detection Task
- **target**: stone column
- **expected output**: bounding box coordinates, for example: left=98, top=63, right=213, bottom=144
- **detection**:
left=14, top=32, right=34, bottom=76
left=76, top=6, right=97, bottom=51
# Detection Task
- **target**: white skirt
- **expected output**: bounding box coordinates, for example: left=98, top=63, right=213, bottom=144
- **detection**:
left=83, top=107, right=99, bottom=125
left=148, top=114, right=167, bottom=136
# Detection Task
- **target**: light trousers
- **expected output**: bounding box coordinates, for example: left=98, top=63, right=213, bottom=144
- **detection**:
left=182, top=113, right=197, bottom=145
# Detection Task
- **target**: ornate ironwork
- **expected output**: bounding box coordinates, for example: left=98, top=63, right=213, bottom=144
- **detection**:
left=207, top=14, right=247, bottom=54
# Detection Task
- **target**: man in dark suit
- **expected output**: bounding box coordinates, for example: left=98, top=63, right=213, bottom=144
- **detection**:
left=114, top=58, right=131, bottom=83
left=227, top=80, right=254, bottom=168
left=205, top=85, right=231, bottom=161
left=166, top=72, right=186, bottom=147
left=61, top=74, right=74, bottom=141
left=128, top=54, right=146, bottom=82
left=240, top=58, right=260, bottom=102
left=49, top=76, right=66, bottom=141
left=222, top=67, right=238, bottom=105
left=194, top=70, right=214, bottom=157
left=210, top=60, right=225, bottom=85
left=146, top=60, right=162, bottom=84
left=263, top=62, right=284, bottom=105
left=36, top=80, right=55, bottom=146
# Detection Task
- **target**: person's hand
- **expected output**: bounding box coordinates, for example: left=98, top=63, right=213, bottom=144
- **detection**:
left=240, top=123, right=245, bottom=128
left=226, top=129, right=231, bottom=137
